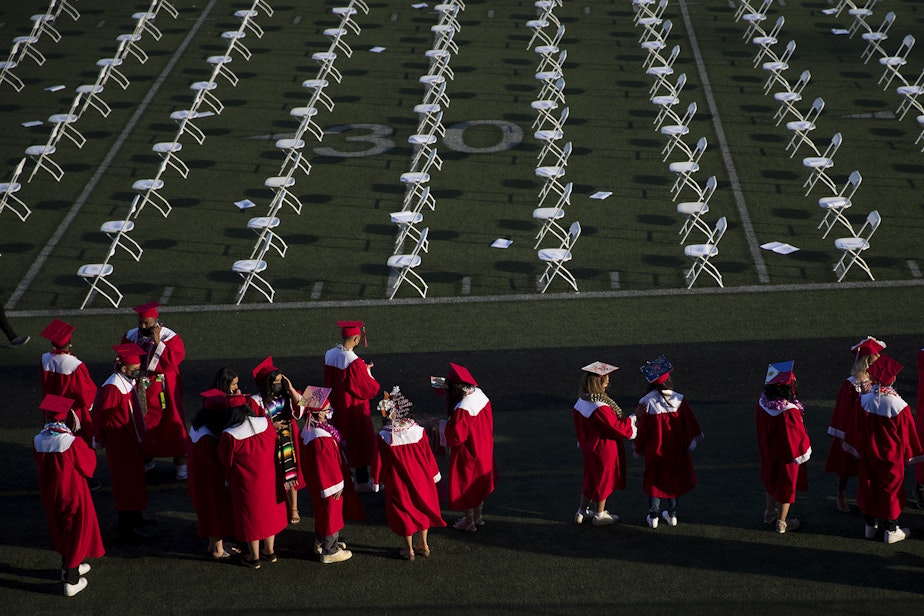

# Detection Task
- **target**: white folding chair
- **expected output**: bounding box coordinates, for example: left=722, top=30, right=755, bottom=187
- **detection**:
left=100, top=198, right=144, bottom=262
left=537, top=48, right=567, bottom=76
left=833, top=210, right=881, bottom=281
left=535, top=141, right=572, bottom=208
left=402, top=185, right=436, bottom=214
left=534, top=25, right=566, bottom=71
left=0, top=158, right=32, bottom=222
left=637, top=0, right=669, bottom=43
left=324, top=27, right=353, bottom=58
left=312, top=51, right=343, bottom=84
left=389, top=209, right=428, bottom=254
left=684, top=216, right=727, bottom=289
left=234, top=236, right=275, bottom=304
left=29, top=9, right=62, bottom=43
left=534, top=76, right=567, bottom=111
left=772, top=69, right=810, bottom=125
left=535, top=106, right=569, bottom=165
left=234, top=9, right=265, bottom=38
left=247, top=216, right=288, bottom=258
left=860, top=11, right=895, bottom=63
left=48, top=92, right=86, bottom=149
left=818, top=170, right=861, bottom=239
left=734, top=0, right=759, bottom=22
left=409, top=114, right=445, bottom=172
left=435, top=2, right=463, bottom=30
left=400, top=149, right=439, bottom=209
left=641, top=20, right=673, bottom=69
left=761, top=40, right=796, bottom=94
left=170, top=108, right=210, bottom=145
left=207, top=55, right=237, bottom=87
left=802, top=133, right=842, bottom=196
left=387, top=227, right=429, bottom=299
left=895, top=67, right=924, bottom=120
left=669, top=137, right=707, bottom=201
left=660, top=101, right=696, bottom=161
left=526, top=18, right=553, bottom=50
left=290, top=106, right=325, bottom=142
left=421, top=78, right=451, bottom=109
left=0, top=42, right=26, bottom=92
left=431, top=24, right=459, bottom=54
left=131, top=11, right=163, bottom=41
left=275, top=142, right=312, bottom=178
left=847, top=0, right=880, bottom=38
left=149, top=0, right=180, bottom=19
left=537, top=221, right=581, bottom=293
left=152, top=141, right=189, bottom=178
left=652, top=72, right=687, bottom=128
left=13, top=19, right=48, bottom=66
left=132, top=176, right=171, bottom=218
left=334, top=6, right=362, bottom=36
left=25, top=123, right=66, bottom=183
left=646, top=44, right=681, bottom=96
left=222, top=30, right=252, bottom=61
left=785, top=97, right=824, bottom=158
left=302, top=78, right=335, bottom=112
left=53, top=0, right=80, bottom=21
left=78, top=245, right=122, bottom=309
left=265, top=175, right=302, bottom=216
left=677, top=175, right=717, bottom=244
left=532, top=181, right=572, bottom=248
left=741, top=0, right=773, bottom=40
left=426, top=49, right=455, bottom=81
left=751, top=15, right=785, bottom=68
left=877, top=34, right=914, bottom=90
left=189, top=81, right=223, bottom=116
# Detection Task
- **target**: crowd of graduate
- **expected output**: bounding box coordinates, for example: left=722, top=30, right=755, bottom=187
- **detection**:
left=28, top=302, right=924, bottom=597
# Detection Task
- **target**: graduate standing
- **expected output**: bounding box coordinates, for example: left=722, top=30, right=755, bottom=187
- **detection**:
left=93, top=343, right=151, bottom=541
left=39, top=319, right=98, bottom=446
left=34, top=394, right=104, bottom=597
left=324, top=320, right=380, bottom=491
left=122, top=302, right=188, bottom=480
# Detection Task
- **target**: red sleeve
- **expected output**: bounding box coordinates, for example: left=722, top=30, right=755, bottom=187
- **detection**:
left=93, top=384, right=122, bottom=443
left=370, top=436, right=383, bottom=486
left=444, top=408, right=472, bottom=447
left=71, top=438, right=98, bottom=478
left=346, top=360, right=380, bottom=400
left=73, top=363, right=98, bottom=412
left=781, top=409, right=811, bottom=464
left=591, top=406, right=636, bottom=440
left=157, top=335, right=185, bottom=371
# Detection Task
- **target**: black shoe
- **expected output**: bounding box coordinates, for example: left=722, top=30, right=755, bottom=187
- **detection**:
left=915, top=484, right=924, bottom=510
left=10, top=335, right=30, bottom=348
left=87, top=479, right=103, bottom=493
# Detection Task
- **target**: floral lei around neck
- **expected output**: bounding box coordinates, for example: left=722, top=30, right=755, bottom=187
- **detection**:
left=581, top=393, right=624, bottom=418
left=759, top=393, right=805, bottom=413
left=42, top=422, right=72, bottom=435
left=873, top=384, right=898, bottom=397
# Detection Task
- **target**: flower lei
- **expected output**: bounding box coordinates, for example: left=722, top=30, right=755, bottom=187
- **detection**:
left=41, top=421, right=72, bottom=435
left=759, top=393, right=805, bottom=414
left=582, top=392, right=624, bottom=418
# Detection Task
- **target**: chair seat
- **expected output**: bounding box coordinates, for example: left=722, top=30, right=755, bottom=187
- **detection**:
left=637, top=17, right=662, bottom=26
left=660, top=125, right=689, bottom=137
left=276, top=138, right=305, bottom=149
left=785, top=120, right=815, bottom=131
left=387, top=254, right=422, bottom=268
left=247, top=216, right=280, bottom=230
left=25, top=145, right=55, bottom=156
left=207, top=55, right=233, bottom=65
left=414, top=103, right=441, bottom=114
left=116, top=33, right=143, bottom=43
left=535, top=44, right=560, bottom=54
left=761, top=61, right=788, bottom=71
left=538, top=248, right=572, bottom=262
left=235, top=9, right=259, bottom=18
left=170, top=110, right=208, bottom=121
left=190, top=81, right=218, bottom=91
left=222, top=31, right=247, bottom=40
left=536, top=166, right=565, bottom=179
left=532, top=207, right=565, bottom=220
left=683, top=244, right=718, bottom=258
left=333, top=7, right=358, bottom=16
left=390, top=211, right=423, bottom=224
left=862, top=32, right=886, bottom=42
left=896, top=85, right=924, bottom=96
left=312, top=52, right=337, bottom=61
left=419, top=75, right=445, bottom=86
left=802, top=157, right=833, bottom=168
left=677, top=202, right=708, bottom=215
left=49, top=113, right=78, bottom=124
left=818, top=197, right=851, bottom=209
left=535, top=129, right=563, bottom=141
left=101, top=220, right=134, bottom=234
left=834, top=238, right=870, bottom=251
left=153, top=142, right=182, bottom=154
left=530, top=100, right=558, bottom=111
left=290, top=106, right=319, bottom=119
left=535, top=70, right=562, bottom=81
left=641, top=41, right=666, bottom=51
left=880, top=57, right=906, bottom=67
left=77, top=263, right=113, bottom=277
left=302, top=78, right=330, bottom=89
left=651, top=94, right=679, bottom=105
left=646, top=66, right=673, bottom=77
left=425, top=49, right=450, bottom=60
left=233, top=259, right=267, bottom=274
left=97, top=58, right=124, bottom=68
left=408, top=134, right=438, bottom=146
left=400, top=172, right=430, bottom=183
left=133, top=178, right=164, bottom=191
left=847, top=8, right=873, bottom=16
left=265, top=176, right=296, bottom=189
left=0, top=182, right=22, bottom=193
left=668, top=161, right=699, bottom=173
left=752, top=36, right=777, bottom=45
left=773, top=91, right=802, bottom=102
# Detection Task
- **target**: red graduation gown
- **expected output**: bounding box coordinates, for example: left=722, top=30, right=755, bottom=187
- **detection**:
left=323, top=345, right=380, bottom=468
left=634, top=390, right=702, bottom=499
left=299, top=424, right=346, bottom=537
left=94, top=374, right=148, bottom=511
left=573, top=398, right=638, bottom=501
left=218, top=417, right=287, bottom=542
left=445, top=388, right=496, bottom=510
left=845, top=389, right=924, bottom=520
left=373, top=424, right=446, bottom=536
left=123, top=327, right=188, bottom=458
left=250, top=393, right=305, bottom=490
left=824, top=378, right=860, bottom=478
left=187, top=426, right=235, bottom=539
left=916, top=349, right=924, bottom=484
left=755, top=399, right=811, bottom=504
left=34, top=429, right=105, bottom=569
left=41, top=351, right=98, bottom=445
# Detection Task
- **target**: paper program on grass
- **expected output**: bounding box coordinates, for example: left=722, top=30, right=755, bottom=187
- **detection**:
left=370, top=46, right=386, bottom=53
left=590, top=191, right=613, bottom=200
left=234, top=199, right=256, bottom=210
left=761, top=241, right=800, bottom=255
left=22, top=121, right=43, bottom=128
left=491, top=238, right=513, bottom=249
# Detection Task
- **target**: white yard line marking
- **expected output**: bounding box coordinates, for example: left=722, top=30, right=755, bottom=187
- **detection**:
left=677, top=0, right=770, bottom=284
left=5, top=0, right=219, bottom=310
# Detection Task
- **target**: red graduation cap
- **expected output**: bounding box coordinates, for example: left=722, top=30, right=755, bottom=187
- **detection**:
left=765, top=361, right=796, bottom=385
left=227, top=393, right=249, bottom=408
left=447, top=362, right=478, bottom=386
left=867, top=353, right=902, bottom=386
left=133, top=302, right=160, bottom=319
left=252, top=356, right=278, bottom=383
left=851, top=336, right=886, bottom=358
left=39, top=393, right=75, bottom=421
left=40, top=318, right=75, bottom=347
left=338, top=320, right=367, bottom=346
left=200, top=388, right=228, bottom=411
left=113, top=343, right=145, bottom=365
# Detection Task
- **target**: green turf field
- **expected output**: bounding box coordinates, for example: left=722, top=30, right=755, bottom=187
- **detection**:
left=2, top=0, right=924, bottom=613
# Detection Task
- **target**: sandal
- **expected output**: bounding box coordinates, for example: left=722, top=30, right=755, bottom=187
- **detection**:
left=241, top=555, right=261, bottom=569
left=289, top=511, right=301, bottom=525
left=227, top=544, right=242, bottom=555
left=399, top=548, right=415, bottom=562
left=209, top=551, right=231, bottom=560
left=259, top=551, right=278, bottom=563
left=414, top=545, right=431, bottom=557
left=453, top=517, right=477, bottom=532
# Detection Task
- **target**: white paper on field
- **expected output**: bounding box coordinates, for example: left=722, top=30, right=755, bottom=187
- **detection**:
left=821, top=8, right=838, bottom=15
left=490, top=238, right=513, bottom=248
left=369, top=46, right=386, bottom=53
left=21, top=121, right=43, bottom=127
left=831, top=28, right=849, bottom=35
left=234, top=199, right=256, bottom=210
left=590, top=191, right=613, bottom=200
left=761, top=241, right=800, bottom=254
left=45, top=84, right=66, bottom=92
left=411, top=3, right=427, bottom=8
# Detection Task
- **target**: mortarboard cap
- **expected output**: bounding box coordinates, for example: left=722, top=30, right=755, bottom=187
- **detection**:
left=40, top=318, right=74, bottom=347
left=641, top=355, right=673, bottom=384
left=867, top=353, right=902, bottom=386
left=851, top=336, right=886, bottom=358
left=582, top=361, right=619, bottom=376
left=765, top=361, right=796, bottom=385
left=338, top=320, right=367, bottom=346
left=252, top=356, right=277, bottom=383
left=39, top=393, right=75, bottom=421
left=200, top=389, right=228, bottom=410
left=113, top=343, right=145, bottom=365
left=133, top=302, right=160, bottom=319
left=227, top=393, right=249, bottom=408
left=447, top=362, right=478, bottom=386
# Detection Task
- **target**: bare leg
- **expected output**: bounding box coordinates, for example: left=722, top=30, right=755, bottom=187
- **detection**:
left=263, top=534, right=275, bottom=555
left=835, top=476, right=850, bottom=512
left=247, top=540, right=259, bottom=560
left=595, top=499, right=607, bottom=514
left=418, top=528, right=430, bottom=555
left=401, top=535, right=414, bottom=560
left=778, top=502, right=791, bottom=523
left=287, top=489, right=299, bottom=522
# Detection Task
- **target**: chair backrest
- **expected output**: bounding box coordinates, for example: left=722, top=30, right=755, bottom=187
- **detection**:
left=659, top=19, right=673, bottom=39
left=680, top=101, right=697, bottom=126
left=663, top=45, right=681, bottom=67
left=691, top=137, right=708, bottom=162
left=558, top=105, right=570, bottom=126
left=7, top=157, right=27, bottom=184
left=566, top=221, right=581, bottom=246
left=410, top=227, right=429, bottom=258
left=757, top=0, right=772, bottom=12
left=701, top=176, right=718, bottom=204
left=842, top=170, right=862, bottom=199
left=792, top=70, right=811, bottom=95
left=419, top=147, right=439, bottom=174
left=878, top=11, right=895, bottom=34
left=860, top=210, right=881, bottom=240
left=824, top=132, right=843, bottom=158
left=710, top=216, right=728, bottom=246
left=672, top=72, right=688, bottom=96
left=806, top=97, right=825, bottom=121
left=779, top=40, right=796, bottom=63
left=896, top=35, right=915, bottom=59
left=766, top=15, right=785, bottom=39
left=558, top=141, right=573, bottom=166
left=550, top=24, right=566, bottom=47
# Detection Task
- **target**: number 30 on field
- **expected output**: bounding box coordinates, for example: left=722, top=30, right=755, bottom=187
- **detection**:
left=313, top=121, right=524, bottom=158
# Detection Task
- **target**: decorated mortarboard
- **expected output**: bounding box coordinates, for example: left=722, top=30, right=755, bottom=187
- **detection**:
left=252, top=356, right=278, bottom=383
left=641, top=355, right=673, bottom=384
left=132, top=302, right=160, bottom=319
left=299, top=385, right=332, bottom=410
left=338, top=320, right=367, bottom=346
left=867, top=353, right=903, bottom=386
left=377, top=386, right=414, bottom=427
left=39, top=393, right=75, bottom=420
left=200, top=388, right=228, bottom=410
left=113, top=343, right=145, bottom=365
left=765, top=360, right=796, bottom=385
left=582, top=361, right=619, bottom=376
left=40, top=318, right=74, bottom=347
left=850, top=336, right=886, bottom=358
left=447, top=362, right=478, bottom=386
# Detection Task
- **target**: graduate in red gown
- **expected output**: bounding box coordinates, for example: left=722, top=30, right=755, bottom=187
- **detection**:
left=218, top=402, right=287, bottom=569
left=843, top=354, right=924, bottom=544
left=634, top=356, right=703, bottom=528
left=300, top=401, right=353, bottom=564
left=914, top=347, right=924, bottom=508
left=187, top=388, right=235, bottom=560
left=756, top=361, right=811, bottom=535
left=249, top=357, right=305, bottom=525
left=824, top=336, right=884, bottom=513
left=39, top=319, right=97, bottom=445
left=372, top=387, right=445, bottom=560
left=573, top=361, right=639, bottom=527
left=324, top=320, right=380, bottom=491
left=440, top=363, right=496, bottom=532
left=93, top=343, right=151, bottom=541
left=121, top=302, right=188, bottom=479
left=34, top=394, right=104, bottom=597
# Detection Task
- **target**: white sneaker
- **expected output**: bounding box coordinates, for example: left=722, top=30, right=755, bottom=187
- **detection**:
left=884, top=527, right=910, bottom=544
left=320, top=549, right=353, bottom=564
left=661, top=511, right=678, bottom=527
left=61, top=563, right=91, bottom=581
left=574, top=509, right=585, bottom=524
left=313, top=541, right=346, bottom=556
left=646, top=514, right=659, bottom=529
left=175, top=465, right=188, bottom=480
left=64, top=577, right=88, bottom=597
left=143, top=460, right=156, bottom=472
left=864, top=523, right=878, bottom=539
left=591, top=511, right=617, bottom=526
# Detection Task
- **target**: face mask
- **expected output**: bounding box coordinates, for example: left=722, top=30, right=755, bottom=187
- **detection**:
left=139, top=326, right=154, bottom=337
left=272, top=382, right=284, bottom=395
left=127, top=368, right=141, bottom=380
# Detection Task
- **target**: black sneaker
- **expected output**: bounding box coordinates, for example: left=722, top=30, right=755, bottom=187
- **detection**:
left=10, top=336, right=30, bottom=348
